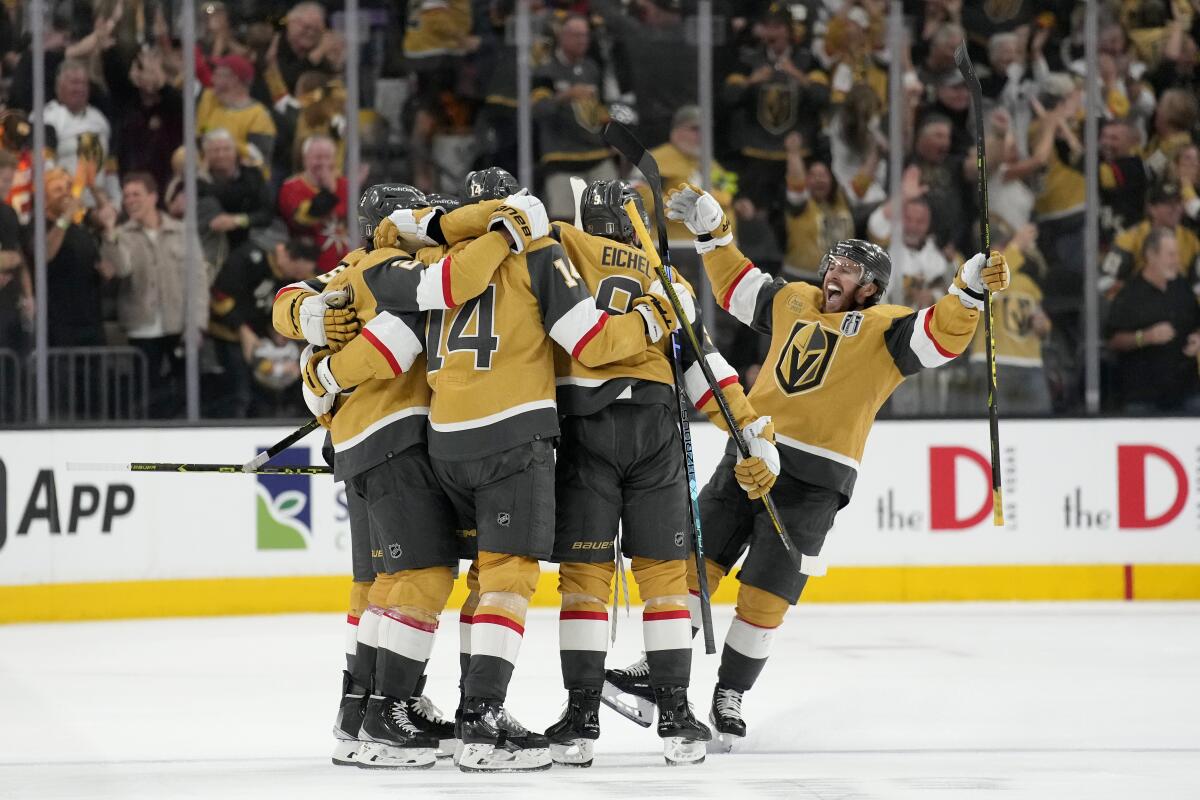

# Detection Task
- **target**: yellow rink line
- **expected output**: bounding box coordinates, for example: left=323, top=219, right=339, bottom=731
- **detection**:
left=3, top=564, right=1199, bottom=624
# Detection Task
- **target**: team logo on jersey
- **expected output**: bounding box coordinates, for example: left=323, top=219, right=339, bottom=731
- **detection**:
left=840, top=311, right=864, bottom=337
left=571, top=95, right=607, bottom=134
left=775, top=321, right=839, bottom=395
left=758, top=83, right=798, bottom=136
left=255, top=446, right=312, bottom=550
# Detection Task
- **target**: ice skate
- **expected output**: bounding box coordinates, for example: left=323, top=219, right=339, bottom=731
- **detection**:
left=601, top=655, right=655, bottom=727
left=544, top=688, right=601, bottom=767
left=707, top=683, right=746, bottom=754
left=654, top=685, right=711, bottom=766
left=356, top=695, right=438, bottom=769
left=406, top=681, right=457, bottom=759
left=457, top=697, right=552, bottom=772
left=331, top=671, right=367, bottom=766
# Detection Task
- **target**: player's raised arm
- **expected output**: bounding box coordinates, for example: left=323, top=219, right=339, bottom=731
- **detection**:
left=883, top=251, right=1011, bottom=376
left=665, top=183, right=797, bottom=335
left=527, top=240, right=679, bottom=368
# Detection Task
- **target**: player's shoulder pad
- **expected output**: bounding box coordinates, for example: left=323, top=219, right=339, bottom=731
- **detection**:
left=864, top=302, right=915, bottom=321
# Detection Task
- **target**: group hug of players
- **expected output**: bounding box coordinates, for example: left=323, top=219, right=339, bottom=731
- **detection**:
left=270, top=166, right=1012, bottom=773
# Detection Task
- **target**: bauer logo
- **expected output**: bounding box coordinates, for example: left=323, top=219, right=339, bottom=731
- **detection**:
left=255, top=447, right=312, bottom=550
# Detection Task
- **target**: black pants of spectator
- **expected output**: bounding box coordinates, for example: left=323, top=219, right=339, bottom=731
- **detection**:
left=210, top=338, right=254, bottom=419
left=128, top=335, right=183, bottom=419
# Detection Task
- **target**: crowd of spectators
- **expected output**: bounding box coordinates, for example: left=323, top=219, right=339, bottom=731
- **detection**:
left=0, top=0, right=1197, bottom=421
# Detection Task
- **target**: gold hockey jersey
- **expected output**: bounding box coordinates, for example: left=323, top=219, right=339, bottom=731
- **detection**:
left=550, top=222, right=758, bottom=432
left=424, top=236, right=653, bottom=461
left=271, top=232, right=512, bottom=479
left=704, top=243, right=980, bottom=499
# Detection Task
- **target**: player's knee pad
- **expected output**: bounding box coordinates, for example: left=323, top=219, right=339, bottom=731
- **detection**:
left=685, top=557, right=728, bottom=597
left=476, top=550, right=539, bottom=600
left=348, top=581, right=372, bottom=620
left=735, top=583, right=789, bottom=629
left=558, top=561, right=615, bottom=609
left=384, top=565, right=455, bottom=621
left=367, top=572, right=399, bottom=608
left=632, top=557, right=688, bottom=605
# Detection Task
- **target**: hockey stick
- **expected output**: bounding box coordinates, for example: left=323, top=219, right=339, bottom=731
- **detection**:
left=955, top=44, right=1005, bottom=527
left=242, top=418, right=322, bottom=472
left=606, top=121, right=810, bottom=580
left=604, top=123, right=715, bottom=654
left=68, top=461, right=332, bottom=475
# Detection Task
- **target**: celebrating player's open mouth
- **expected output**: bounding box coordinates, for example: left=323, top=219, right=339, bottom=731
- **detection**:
left=820, top=253, right=875, bottom=314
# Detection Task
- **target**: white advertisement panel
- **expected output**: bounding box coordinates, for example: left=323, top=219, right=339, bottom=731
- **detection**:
left=1, top=419, right=1198, bottom=587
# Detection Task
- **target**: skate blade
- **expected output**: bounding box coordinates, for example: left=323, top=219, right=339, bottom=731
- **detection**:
left=355, top=741, right=437, bottom=770
left=458, top=743, right=553, bottom=773
left=600, top=681, right=655, bottom=728
left=436, top=738, right=459, bottom=759
left=663, top=736, right=707, bottom=766
left=705, top=731, right=743, bottom=754
left=550, top=738, right=594, bottom=768
left=331, top=739, right=360, bottom=766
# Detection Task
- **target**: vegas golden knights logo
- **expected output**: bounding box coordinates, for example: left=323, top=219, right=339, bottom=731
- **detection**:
left=572, top=96, right=607, bottom=134
left=775, top=321, right=838, bottom=395
left=758, top=83, right=797, bottom=136
left=1002, top=295, right=1034, bottom=337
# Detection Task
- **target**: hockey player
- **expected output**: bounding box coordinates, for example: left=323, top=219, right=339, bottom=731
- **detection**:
left=365, top=187, right=688, bottom=772
left=542, top=180, right=768, bottom=767
left=609, top=183, right=1010, bottom=751
left=274, top=184, right=521, bottom=768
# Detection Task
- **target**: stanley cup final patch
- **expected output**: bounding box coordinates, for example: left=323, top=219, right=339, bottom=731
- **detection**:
left=840, top=311, right=863, bottom=337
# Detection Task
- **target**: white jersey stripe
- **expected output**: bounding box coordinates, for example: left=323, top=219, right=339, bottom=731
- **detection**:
left=363, top=311, right=424, bottom=373
left=470, top=619, right=523, bottom=663
left=558, top=617, right=608, bottom=652
left=726, top=269, right=773, bottom=326
left=909, top=306, right=955, bottom=370
left=416, top=258, right=451, bottom=310
left=548, top=296, right=607, bottom=357
left=775, top=434, right=861, bottom=471
left=724, top=616, right=777, bottom=660
left=683, top=354, right=738, bottom=408
left=334, top=406, right=430, bottom=452
left=380, top=614, right=437, bottom=663
left=429, top=399, right=557, bottom=432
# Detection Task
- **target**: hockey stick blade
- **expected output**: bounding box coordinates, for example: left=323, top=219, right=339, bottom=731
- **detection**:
left=242, top=418, right=322, bottom=472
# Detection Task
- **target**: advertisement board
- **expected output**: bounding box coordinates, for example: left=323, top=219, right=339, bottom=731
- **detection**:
left=1, top=419, right=1197, bottom=620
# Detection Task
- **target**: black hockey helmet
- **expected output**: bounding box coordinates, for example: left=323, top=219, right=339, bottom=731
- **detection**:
left=818, top=239, right=891, bottom=304
left=357, top=183, right=426, bottom=241
left=580, top=179, right=649, bottom=245
left=424, top=192, right=464, bottom=213
left=463, top=167, right=520, bottom=202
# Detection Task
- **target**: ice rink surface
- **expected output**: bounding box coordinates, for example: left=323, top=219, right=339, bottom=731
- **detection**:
left=2, top=602, right=1199, bottom=800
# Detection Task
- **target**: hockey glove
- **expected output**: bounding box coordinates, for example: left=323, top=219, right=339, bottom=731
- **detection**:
left=300, top=344, right=339, bottom=425
left=374, top=207, right=441, bottom=251
left=950, top=251, right=1010, bottom=309
left=734, top=416, right=779, bottom=500
left=488, top=190, right=549, bottom=254
left=665, top=182, right=733, bottom=253
left=647, top=279, right=696, bottom=325
left=632, top=292, right=680, bottom=343
left=298, top=290, right=360, bottom=351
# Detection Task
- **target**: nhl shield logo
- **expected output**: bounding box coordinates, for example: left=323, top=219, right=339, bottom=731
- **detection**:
left=497, top=512, right=511, bottom=528
left=388, top=543, right=403, bottom=559
left=775, top=321, right=839, bottom=395
left=840, top=311, right=863, bottom=337
left=674, top=531, right=686, bottom=548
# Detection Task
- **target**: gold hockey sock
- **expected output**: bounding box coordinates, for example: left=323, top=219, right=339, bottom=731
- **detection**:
left=557, top=561, right=615, bottom=691
left=718, top=583, right=789, bottom=692
left=635, top=558, right=692, bottom=688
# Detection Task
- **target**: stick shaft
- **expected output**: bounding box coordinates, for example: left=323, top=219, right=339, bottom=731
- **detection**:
left=242, top=418, right=322, bottom=471
left=68, top=461, right=331, bottom=475
left=956, top=45, right=1005, bottom=526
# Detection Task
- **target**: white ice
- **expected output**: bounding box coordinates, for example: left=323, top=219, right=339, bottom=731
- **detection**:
left=2, top=603, right=1199, bottom=799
